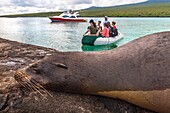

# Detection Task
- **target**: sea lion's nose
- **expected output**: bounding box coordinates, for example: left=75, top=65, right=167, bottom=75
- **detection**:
left=14, top=70, right=31, bottom=83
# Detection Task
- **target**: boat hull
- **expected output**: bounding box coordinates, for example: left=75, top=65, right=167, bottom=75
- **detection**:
left=82, top=33, right=124, bottom=46
left=49, top=17, right=86, bottom=22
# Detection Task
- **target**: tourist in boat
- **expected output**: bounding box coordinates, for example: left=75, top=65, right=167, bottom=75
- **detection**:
left=112, top=21, right=117, bottom=29
left=83, top=19, right=97, bottom=36
left=97, top=21, right=102, bottom=30
left=97, top=21, right=102, bottom=36
left=69, top=10, right=73, bottom=14
left=107, top=22, right=114, bottom=37
left=110, top=21, right=118, bottom=37
left=101, top=23, right=109, bottom=38
left=103, top=16, right=109, bottom=24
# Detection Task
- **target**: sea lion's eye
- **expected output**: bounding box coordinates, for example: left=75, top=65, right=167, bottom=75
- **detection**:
left=52, top=62, right=68, bottom=69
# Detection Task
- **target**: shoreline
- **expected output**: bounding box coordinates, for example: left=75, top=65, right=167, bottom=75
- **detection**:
left=1, top=16, right=170, bottom=18
left=0, top=37, right=155, bottom=113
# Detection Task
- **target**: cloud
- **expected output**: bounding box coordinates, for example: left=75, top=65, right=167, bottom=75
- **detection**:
left=0, top=0, right=148, bottom=15
left=10, top=0, right=60, bottom=8
left=72, top=0, right=92, bottom=4
left=0, top=0, right=13, bottom=6
left=9, top=0, right=92, bottom=8
left=92, top=0, right=147, bottom=6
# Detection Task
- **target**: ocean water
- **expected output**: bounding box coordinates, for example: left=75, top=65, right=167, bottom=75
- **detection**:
left=0, top=17, right=170, bottom=52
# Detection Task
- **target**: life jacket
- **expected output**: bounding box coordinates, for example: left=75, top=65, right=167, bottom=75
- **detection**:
left=109, top=26, right=118, bottom=37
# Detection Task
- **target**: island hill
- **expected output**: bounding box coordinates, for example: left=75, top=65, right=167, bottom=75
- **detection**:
left=1, top=1, right=170, bottom=17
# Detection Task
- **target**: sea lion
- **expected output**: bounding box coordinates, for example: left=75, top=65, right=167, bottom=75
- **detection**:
left=14, top=31, right=170, bottom=113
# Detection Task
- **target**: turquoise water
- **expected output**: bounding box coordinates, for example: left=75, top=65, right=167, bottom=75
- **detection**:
left=0, top=17, right=170, bottom=52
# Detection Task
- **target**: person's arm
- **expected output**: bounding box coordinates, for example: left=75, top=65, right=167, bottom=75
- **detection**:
left=96, top=29, right=101, bottom=36
left=83, top=29, right=90, bottom=36
left=83, top=26, right=91, bottom=36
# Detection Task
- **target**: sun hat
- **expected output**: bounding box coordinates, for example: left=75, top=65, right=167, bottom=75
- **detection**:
left=89, top=19, right=94, bottom=23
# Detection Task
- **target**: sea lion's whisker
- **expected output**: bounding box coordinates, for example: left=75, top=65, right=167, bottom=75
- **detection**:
left=16, top=71, right=48, bottom=98
left=25, top=81, right=38, bottom=92
left=15, top=70, right=53, bottom=98
left=27, top=82, right=47, bottom=98
left=26, top=80, right=50, bottom=99
left=16, top=76, right=30, bottom=90
left=19, top=82, right=38, bottom=96
left=18, top=81, right=29, bottom=90
left=19, top=77, right=36, bottom=92
left=29, top=80, right=53, bottom=98
left=19, top=77, right=39, bottom=93
left=25, top=82, right=47, bottom=100
left=24, top=77, right=44, bottom=91
left=21, top=82, right=33, bottom=91
left=30, top=79, right=53, bottom=97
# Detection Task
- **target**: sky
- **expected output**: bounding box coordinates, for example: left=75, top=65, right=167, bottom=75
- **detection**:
left=0, top=0, right=148, bottom=15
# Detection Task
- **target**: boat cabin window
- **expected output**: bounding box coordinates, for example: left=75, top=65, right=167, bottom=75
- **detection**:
left=62, top=15, right=69, bottom=18
left=70, top=16, right=76, bottom=18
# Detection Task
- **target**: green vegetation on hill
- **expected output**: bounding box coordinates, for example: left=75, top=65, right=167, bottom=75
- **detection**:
left=80, top=3, right=170, bottom=17
left=1, top=3, right=170, bottom=17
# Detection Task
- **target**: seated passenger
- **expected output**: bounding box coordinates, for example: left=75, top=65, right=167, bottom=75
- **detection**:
left=101, top=23, right=109, bottom=38
left=97, top=21, right=102, bottom=30
left=97, top=21, right=102, bottom=36
left=83, top=19, right=97, bottom=36
left=112, top=21, right=117, bottom=29
left=109, top=21, right=118, bottom=37
left=107, top=22, right=113, bottom=37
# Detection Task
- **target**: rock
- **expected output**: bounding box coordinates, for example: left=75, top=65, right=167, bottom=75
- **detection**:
left=0, top=43, right=10, bottom=49
left=0, top=62, right=16, bottom=67
left=0, top=94, right=8, bottom=110
left=9, top=58, right=25, bottom=64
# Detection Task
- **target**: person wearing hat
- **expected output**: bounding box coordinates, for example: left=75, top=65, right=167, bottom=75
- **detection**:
left=83, top=19, right=98, bottom=36
left=103, top=16, right=109, bottom=24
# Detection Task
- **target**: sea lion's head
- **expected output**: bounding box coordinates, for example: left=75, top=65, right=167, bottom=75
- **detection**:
left=14, top=53, right=90, bottom=93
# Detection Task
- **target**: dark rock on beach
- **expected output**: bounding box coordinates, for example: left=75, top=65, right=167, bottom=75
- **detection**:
left=0, top=38, right=155, bottom=113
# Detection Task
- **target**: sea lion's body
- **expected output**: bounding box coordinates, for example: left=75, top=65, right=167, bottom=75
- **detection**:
left=15, top=32, right=170, bottom=113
